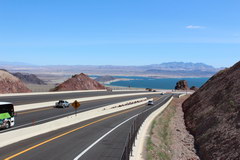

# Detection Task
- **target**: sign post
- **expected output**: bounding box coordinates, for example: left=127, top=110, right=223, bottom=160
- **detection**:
left=71, top=100, right=81, bottom=116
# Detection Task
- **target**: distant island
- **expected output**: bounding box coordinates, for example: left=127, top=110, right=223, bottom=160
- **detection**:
left=95, top=75, right=134, bottom=85
left=95, top=75, right=116, bottom=82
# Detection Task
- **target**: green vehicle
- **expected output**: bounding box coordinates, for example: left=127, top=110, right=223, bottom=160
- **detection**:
left=0, top=102, right=15, bottom=129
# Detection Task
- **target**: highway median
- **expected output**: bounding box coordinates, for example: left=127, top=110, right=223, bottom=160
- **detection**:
left=14, top=92, right=161, bottom=112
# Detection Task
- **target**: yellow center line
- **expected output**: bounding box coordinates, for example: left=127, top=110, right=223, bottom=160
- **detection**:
left=4, top=104, right=146, bottom=160
left=17, top=107, right=53, bottom=115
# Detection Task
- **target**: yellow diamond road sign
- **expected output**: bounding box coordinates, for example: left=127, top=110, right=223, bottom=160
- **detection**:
left=72, top=100, right=81, bottom=109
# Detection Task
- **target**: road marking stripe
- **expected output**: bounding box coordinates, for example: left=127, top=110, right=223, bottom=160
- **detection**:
left=4, top=105, right=145, bottom=160
left=17, top=107, right=53, bottom=115
left=73, top=115, right=138, bottom=160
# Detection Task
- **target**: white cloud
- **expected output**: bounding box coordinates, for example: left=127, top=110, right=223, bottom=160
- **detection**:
left=186, top=25, right=206, bottom=29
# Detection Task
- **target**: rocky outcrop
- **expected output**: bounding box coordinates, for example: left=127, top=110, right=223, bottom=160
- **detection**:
left=182, top=61, right=240, bottom=160
left=0, top=70, right=32, bottom=93
left=12, top=72, right=46, bottom=85
left=53, top=73, right=106, bottom=91
left=175, top=80, right=189, bottom=90
left=95, top=75, right=116, bottom=82
left=190, top=86, right=199, bottom=91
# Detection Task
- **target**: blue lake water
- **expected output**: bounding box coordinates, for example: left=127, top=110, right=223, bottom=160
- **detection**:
left=109, top=76, right=209, bottom=89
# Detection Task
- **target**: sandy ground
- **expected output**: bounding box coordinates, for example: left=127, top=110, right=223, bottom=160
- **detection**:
left=146, top=96, right=200, bottom=160
left=26, top=84, right=56, bottom=92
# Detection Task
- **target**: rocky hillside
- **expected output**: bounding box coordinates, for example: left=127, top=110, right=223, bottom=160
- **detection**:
left=175, top=80, right=189, bottom=90
left=95, top=75, right=116, bottom=82
left=53, top=73, right=105, bottom=91
left=0, top=70, right=32, bottom=93
left=190, top=86, right=199, bottom=91
left=182, top=61, right=240, bottom=160
left=12, top=72, right=46, bottom=85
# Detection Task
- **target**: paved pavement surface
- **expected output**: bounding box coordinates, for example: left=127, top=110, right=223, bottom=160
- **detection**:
left=0, top=95, right=172, bottom=160
left=0, top=91, right=147, bottom=105
left=0, top=93, right=158, bottom=133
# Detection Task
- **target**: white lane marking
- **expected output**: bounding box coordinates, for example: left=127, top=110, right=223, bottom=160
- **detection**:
left=73, top=95, right=170, bottom=160
left=73, top=115, right=138, bottom=160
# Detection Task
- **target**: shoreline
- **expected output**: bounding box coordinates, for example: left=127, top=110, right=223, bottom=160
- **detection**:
left=102, top=78, right=134, bottom=85
left=104, top=77, right=208, bottom=90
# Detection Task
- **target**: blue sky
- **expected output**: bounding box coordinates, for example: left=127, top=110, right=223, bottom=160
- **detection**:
left=0, top=0, right=239, bottom=67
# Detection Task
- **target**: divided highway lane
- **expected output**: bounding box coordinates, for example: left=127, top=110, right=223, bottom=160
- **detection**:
left=0, top=91, right=147, bottom=105
left=0, top=95, right=171, bottom=160
left=0, top=93, right=160, bottom=133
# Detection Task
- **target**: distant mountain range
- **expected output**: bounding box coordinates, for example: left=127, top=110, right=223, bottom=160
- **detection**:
left=145, top=62, right=217, bottom=71
left=0, top=61, right=33, bottom=66
left=0, top=61, right=224, bottom=78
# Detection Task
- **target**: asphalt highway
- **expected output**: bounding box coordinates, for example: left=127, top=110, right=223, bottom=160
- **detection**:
left=0, top=93, right=161, bottom=133
left=0, top=91, right=147, bottom=105
left=0, top=95, right=172, bottom=160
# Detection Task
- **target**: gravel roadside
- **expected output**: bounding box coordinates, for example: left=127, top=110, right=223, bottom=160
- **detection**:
left=146, top=96, right=200, bottom=160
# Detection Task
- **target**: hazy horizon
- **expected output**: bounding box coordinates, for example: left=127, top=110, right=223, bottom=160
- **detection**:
left=1, top=1, right=240, bottom=68
left=0, top=60, right=230, bottom=68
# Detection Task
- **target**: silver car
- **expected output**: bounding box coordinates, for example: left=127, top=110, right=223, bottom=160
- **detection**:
left=148, top=100, right=154, bottom=105
left=55, top=100, right=70, bottom=108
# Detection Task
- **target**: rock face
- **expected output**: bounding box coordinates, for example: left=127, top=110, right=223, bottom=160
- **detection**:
left=53, top=73, right=106, bottom=91
left=95, top=75, right=116, bottom=82
left=0, top=70, right=32, bottom=93
left=175, top=80, right=189, bottom=90
left=182, top=61, right=240, bottom=160
left=12, top=72, right=46, bottom=85
left=190, top=86, right=199, bottom=91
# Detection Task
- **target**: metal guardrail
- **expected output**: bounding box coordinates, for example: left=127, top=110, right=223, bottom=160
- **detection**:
left=121, top=110, right=149, bottom=160
left=120, top=96, right=172, bottom=160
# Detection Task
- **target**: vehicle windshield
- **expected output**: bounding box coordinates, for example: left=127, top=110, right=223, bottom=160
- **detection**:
left=0, top=104, right=14, bottom=117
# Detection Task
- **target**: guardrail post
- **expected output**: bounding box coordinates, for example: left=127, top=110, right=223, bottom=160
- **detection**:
left=32, top=120, right=35, bottom=125
left=133, top=120, right=136, bottom=146
left=128, top=132, right=131, bottom=157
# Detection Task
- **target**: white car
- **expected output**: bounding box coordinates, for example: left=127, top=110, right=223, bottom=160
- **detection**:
left=148, top=100, right=154, bottom=105
left=55, top=100, right=70, bottom=108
